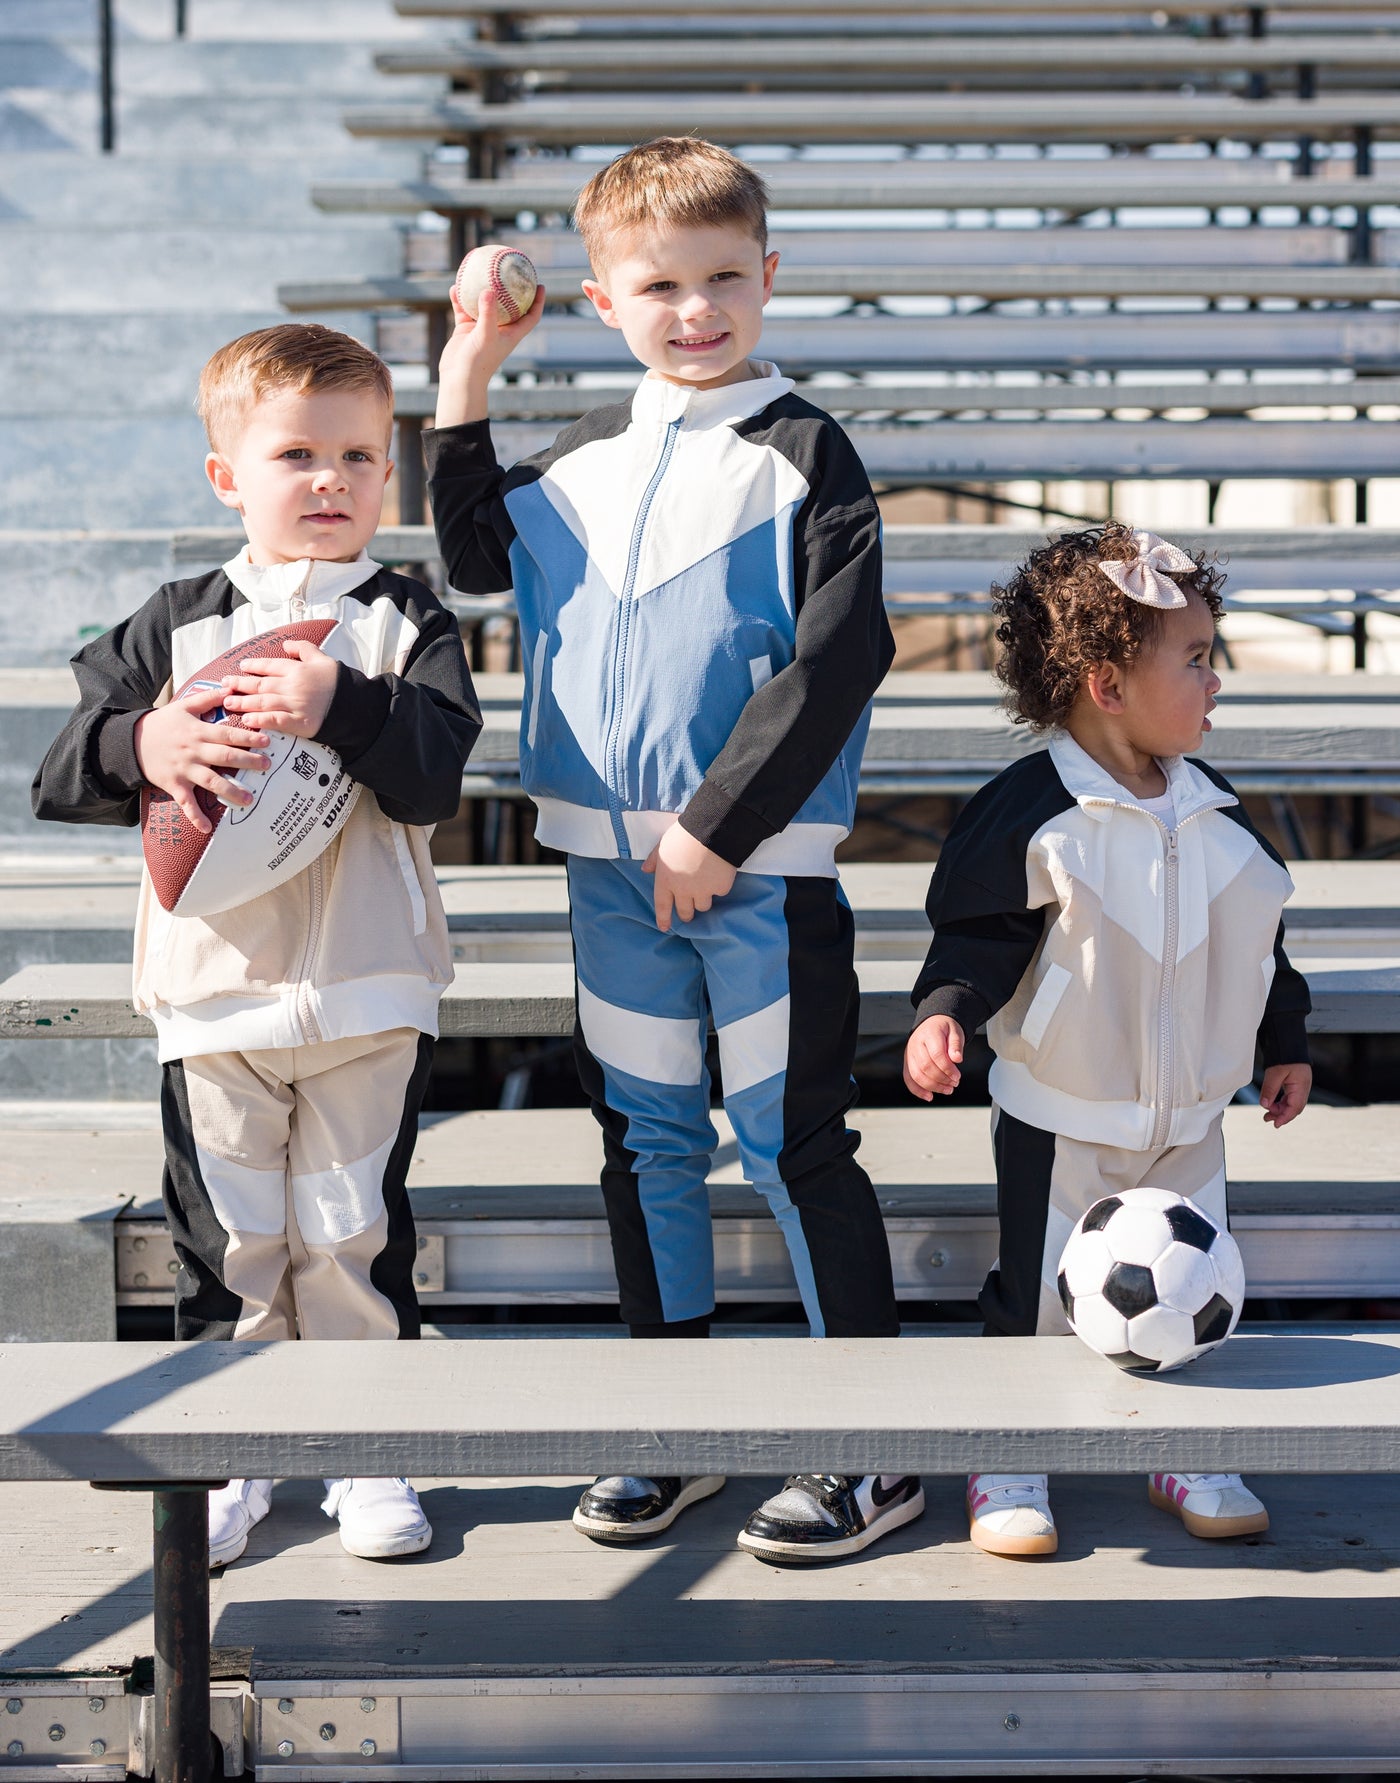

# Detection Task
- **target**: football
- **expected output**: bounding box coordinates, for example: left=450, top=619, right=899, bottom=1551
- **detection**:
left=1057, top=1186, right=1245, bottom=1374
left=141, top=619, right=360, bottom=918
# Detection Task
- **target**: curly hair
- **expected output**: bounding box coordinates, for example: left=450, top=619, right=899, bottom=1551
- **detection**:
left=992, top=521, right=1225, bottom=732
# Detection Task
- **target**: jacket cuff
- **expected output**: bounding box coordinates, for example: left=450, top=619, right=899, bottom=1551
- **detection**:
left=911, top=982, right=992, bottom=1036
left=1258, top=1011, right=1311, bottom=1069
left=96, top=708, right=145, bottom=796
left=314, top=662, right=392, bottom=763
left=678, top=778, right=776, bottom=868
left=422, top=418, right=497, bottom=477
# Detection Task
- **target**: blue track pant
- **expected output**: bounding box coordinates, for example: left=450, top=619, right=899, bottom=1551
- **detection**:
left=567, top=855, right=898, bottom=1337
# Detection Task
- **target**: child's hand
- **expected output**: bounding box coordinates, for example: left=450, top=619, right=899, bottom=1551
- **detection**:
left=133, top=686, right=271, bottom=835
left=1260, top=1061, right=1312, bottom=1128
left=219, top=638, right=340, bottom=740
left=642, top=826, right=737, bottom=932
left=435, top=283, right=547, bottom=428
left=904, top=1014, right=965, bottom=1101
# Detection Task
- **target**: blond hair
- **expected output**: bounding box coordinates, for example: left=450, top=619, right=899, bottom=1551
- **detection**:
left=196, top=323, right=394, bottom=453
left=573, top=137, right=769, bottom=271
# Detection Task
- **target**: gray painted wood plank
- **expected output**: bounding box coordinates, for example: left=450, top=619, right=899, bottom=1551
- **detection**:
left=279, top=266, right=1400, bottom=307
left=10, top=1103, right=1396, bottom=1222
left=5, top=1472, right=1400, bottom=1680
left=2, top=951, right=1394, bottom=1039
left=396, top=0, right=1400, bottom=15
left=293, top=312, right=1400, bottom=375
left=3, top=1332, right=1400, bottom=1479
left=311, top=172, right=1400, bottom=217
left=342, top=93, right=1400, bottom=146
left=380, top=35, right=1400, bottom=76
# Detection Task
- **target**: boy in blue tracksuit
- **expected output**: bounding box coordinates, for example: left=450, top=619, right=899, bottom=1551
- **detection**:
left=426, top=137, right=922, bottom=1565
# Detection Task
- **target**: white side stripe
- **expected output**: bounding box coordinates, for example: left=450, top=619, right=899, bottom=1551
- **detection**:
left=717, top=994, right=790, bottom=1096
left=527, top=628, right=547, bottom=751
left=749, top=654, right=773, bottom=692
left=577, top=981, right=704, bottom=1086
left=291, top=1129, right=394, bottom=1247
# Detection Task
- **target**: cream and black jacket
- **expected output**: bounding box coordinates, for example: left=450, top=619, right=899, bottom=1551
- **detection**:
left=911, top=732, right=1311, bottom=1152
left=33, top=553, right=480, bottom=1061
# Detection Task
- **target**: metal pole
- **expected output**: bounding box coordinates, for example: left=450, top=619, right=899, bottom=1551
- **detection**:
left=175, top=0, right=188, bottom=34
left=98, top=0, right=115, bottom=153
left=152, top=1489, right=212, bottom=1783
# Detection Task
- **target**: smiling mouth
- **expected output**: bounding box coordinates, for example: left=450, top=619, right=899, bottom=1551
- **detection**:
left=670, top=331, right=729, bottom=351
left=305, top=511, right=350, bottom=523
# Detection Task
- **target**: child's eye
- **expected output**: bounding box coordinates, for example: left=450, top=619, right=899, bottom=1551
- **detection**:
left=281, top=448, right=310, bottom=461
left=712, top=271, right=741, bottom=283
left=645, top=280, right=676, bottom=294
left=345, top=451, right=372, bottom=463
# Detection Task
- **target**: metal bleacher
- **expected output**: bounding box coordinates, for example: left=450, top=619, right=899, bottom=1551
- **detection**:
left=4, top=4, right=1400, bottom=1779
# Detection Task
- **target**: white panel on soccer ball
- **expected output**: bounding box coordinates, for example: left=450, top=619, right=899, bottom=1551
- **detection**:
left=1068, top=1292, right=1131, bottom=1358
left=1150, top=1240, right=1217, bottom=1315
left=1122, top=1186, right=1183, bottom=1213
left=1103, top=1205, right=1174, bottom=1268
left=1126, top=1302, right=1197, bottom=1368
left=1210, top=1229, right=1247, bottom=1308
left=1062, top=1228, right=1115, bottom=1299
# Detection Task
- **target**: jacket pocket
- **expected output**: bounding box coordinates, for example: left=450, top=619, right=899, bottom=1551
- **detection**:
left=526, top=627, right=548, bottom=752
left=390, top=821, right=427, bottom=937
left=1021, top=960, right=1072, bottom=1052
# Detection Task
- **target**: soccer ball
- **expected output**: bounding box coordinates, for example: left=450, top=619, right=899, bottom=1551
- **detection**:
left=1057, top=1187, right=1245, bottom=1374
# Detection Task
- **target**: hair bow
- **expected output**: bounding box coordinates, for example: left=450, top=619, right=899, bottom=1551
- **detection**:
left=1096, top=530, right=1197, bottom=610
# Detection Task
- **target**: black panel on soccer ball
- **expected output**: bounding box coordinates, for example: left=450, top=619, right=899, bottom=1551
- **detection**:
left=1193, top=1293, right=1234, bottom=1346
left=1057, top=1269, right=1074, bottom=1318
left=1165, top=1203, right=1217, bottom=1254
left=1080, top=1196, right=1122, bottom=1234
left=1105, top=1350, right=1162, bottom=1374
left=1101, top=1260, right=1157, bottom=1318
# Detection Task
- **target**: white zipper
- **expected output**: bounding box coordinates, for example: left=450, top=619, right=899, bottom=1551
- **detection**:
left=1149, top=824, right=1180, bottom=1152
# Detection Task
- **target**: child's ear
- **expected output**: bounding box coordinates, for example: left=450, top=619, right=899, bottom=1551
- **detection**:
left=582, top=276, right=622, bottom=331
left=205, top=451, right=244, bottom=513
left=1085, top=660, right=1128, bottom=716
left=761, top=250, right=779, bottom=305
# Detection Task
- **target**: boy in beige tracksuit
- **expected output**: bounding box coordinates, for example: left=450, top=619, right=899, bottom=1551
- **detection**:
left=33, top=324, right=480, bottom=1564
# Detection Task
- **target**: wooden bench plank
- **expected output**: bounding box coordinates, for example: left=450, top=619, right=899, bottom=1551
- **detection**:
left=310, top=171, right=1400, bottom=217
left=2, top=953, right=1395, bottom=1040
left=4, top=1331, right=1400, bottom=1480
left=378, top=35, right=1400, bottom=78
left=327, top=312, right=1400, bottom=374
left=376, top=379, right=1400, bottom=419
left=342, top=93, right=1400, bottom=147
left=279, top=264, right=1400, bottom=308
left=394, top=0, right=1400, bottom=19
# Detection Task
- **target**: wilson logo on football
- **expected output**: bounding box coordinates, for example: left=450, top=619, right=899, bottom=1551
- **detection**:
left=141, top=619, right=361, bottom=917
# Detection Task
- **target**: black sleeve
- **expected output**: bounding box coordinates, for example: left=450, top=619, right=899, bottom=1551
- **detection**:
left=677, top=417, right=895, bottom=867
left=1192, top=759, right=1312, bottom=1066
left=423, top=420, right=519, bottom=594
left=30, top=585, right=176, bottom=828
left=314, top=586, right=482, bottom=827
left=908, top=755, right=1072, bottom=1033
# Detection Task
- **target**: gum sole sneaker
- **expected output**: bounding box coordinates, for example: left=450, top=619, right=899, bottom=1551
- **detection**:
left=1149, top=1472, right=1269, bottom=1539
left=322, top=1477, right=433, bottom=1559
left=572, top=1475, right=726, bottom=1543
left=208, top=1478, right=272, bottom=1570
left=736, top=1474, right=925, bottom=1565
left=967, top=1473, right=1058, bottom=1557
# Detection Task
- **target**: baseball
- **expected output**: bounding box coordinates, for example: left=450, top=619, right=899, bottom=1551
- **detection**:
left=455, top=245, right=538, bottom=324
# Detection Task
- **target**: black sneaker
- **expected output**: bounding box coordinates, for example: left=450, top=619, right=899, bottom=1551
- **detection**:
left=737, top=1473, right=925, bottom=1564
left=572, top=1475, right=726, bottom=1543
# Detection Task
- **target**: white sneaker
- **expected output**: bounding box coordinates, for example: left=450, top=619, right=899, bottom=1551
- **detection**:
left=321, top=1477, right=432, bottom=1559
left=208, top=1478, right=272, bottom=1570
left=1149, top=1472, right=1269, bottom=1539
left=967, top=1473, right=1058, bottom=1557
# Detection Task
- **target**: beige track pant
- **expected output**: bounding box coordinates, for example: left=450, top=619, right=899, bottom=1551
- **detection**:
left=160, top=1027, right=433, bottom=1341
